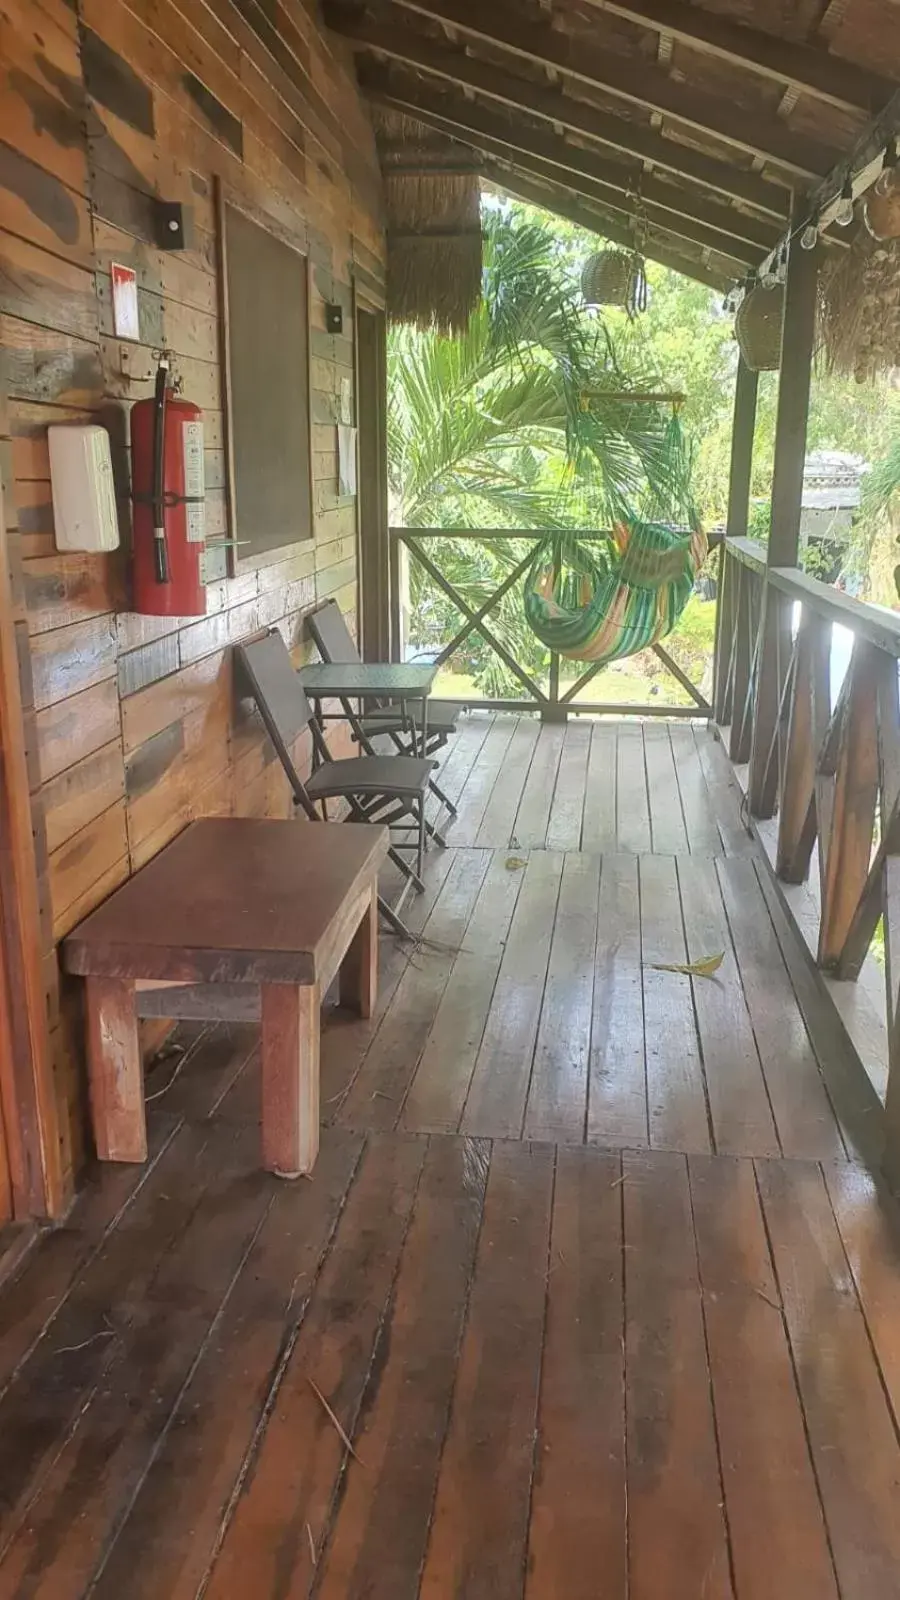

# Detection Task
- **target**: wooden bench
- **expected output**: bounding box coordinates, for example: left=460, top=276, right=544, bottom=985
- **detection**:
left=62, top=819, right=388, bottom=1178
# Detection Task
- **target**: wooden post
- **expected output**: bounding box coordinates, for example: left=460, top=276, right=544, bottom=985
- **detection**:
left=0, top=460, right=64, bottom=1216
left=357, top=307, right=390, bottom=662
left=747, top=206, right=820, bottom=818
left=714, top=358, right=758, bottom=727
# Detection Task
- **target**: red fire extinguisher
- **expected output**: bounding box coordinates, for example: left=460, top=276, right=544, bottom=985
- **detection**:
left=131, top=353, right=206, bottom=616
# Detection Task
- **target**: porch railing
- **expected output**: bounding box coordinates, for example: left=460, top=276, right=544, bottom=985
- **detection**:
left=713, top=535, right=900, bottom=1170
left=389, top=527, right=711, bottom=720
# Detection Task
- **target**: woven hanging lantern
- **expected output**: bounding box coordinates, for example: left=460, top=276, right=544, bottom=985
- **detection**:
left=864, top=174, right=900, bottom=242
left=581, top=249, right=648, bottom=315
left=734, top=282, right=784, bottom=371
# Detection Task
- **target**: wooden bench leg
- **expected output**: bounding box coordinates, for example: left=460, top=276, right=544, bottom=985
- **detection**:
left=339, top=883, right=378, bottom=1020
left=85, top=977, right=147, bottom=1163
left=261, top=982, right=320, bottom=1179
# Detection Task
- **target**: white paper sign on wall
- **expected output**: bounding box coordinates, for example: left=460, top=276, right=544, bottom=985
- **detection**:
left=111, top=262, right=140, bottom=341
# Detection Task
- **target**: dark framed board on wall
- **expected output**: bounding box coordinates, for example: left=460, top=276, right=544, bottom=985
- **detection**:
left=217, top=188, right=313, bottom=574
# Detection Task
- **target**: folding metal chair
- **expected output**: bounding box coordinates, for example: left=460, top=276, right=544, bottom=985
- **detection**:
left=307, top=600, right=460, bottom=819
left=235, top=631, right=438, bottom=933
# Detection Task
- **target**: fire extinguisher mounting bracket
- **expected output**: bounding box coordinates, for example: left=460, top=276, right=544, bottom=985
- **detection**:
left=119, top=345, right=154, bottom=383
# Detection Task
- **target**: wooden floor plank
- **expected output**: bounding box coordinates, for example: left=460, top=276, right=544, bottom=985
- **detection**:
left=587, top=855, right=648, bottom=1148
left=644, top=721, right=689, bottom=854
left=690, top=1154, right=839, bottom=1600
left=524, top=852, right=600, bottom=1142
left=545, top=721, right=591, bottom=850
left=433, top=713, right=493, bottom=805
left=314, top=1136, right=489, bottom=1600
left=669, top=724, right=723, bottom=855
left=400, top=853, right=524, bottom=1133
left=338, top=851, right=491, bottom=1130
left=0, top=1121, right=276, bottom=1598
left=154, top=1021, right=261, bottom=1124
left=526, top=1145, right=626, bottom=1600
left=640, top=856, right=711, bottom=1154
left=580, top=722, right=618, bottom=850
left=418, top=1140, right=554, bottom=1600
left=89, top=1129, right=364, bottom=1600
left=616, top=724, right=651, bottom=852
left=461, top=852, right=564, bottom=1138
left=677, top=856, right=779, bottom=1157
left=474, top=718, right=540, bottom=848
left=511, top=723, right=565, bottom=847
left=0, top=1112, right=180, bottom=1396
left=623, top=1149, right=732, bottom=1600
left=450, top=719, right=518, bottom=844
left=695, top=729, right=753, bottom=855
left=757, top=1158, right=900, bottom=1600
left=717, top=858, right=846, bottom=1161
left=823, top=1161, right=900, bottom=1445
left=203, top=1132, right=428, bottom=1600
left=320, top=848, right=457, bottom=1116
left=0, top=1111, right=250, bottom=1567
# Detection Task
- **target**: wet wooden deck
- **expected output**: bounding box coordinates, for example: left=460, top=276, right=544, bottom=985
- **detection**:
left=0, top=716, right=899, bottom=1599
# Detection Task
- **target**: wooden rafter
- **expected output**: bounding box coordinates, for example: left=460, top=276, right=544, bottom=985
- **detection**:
left=376, top=0, right=843, bottom=176
left=361, top=68, right=765, bottom=264
left=481, top=165, right=734, bottom=290
left=583, top=0, right=893, bottom=115
left=325, top=3, right=789, bottom=217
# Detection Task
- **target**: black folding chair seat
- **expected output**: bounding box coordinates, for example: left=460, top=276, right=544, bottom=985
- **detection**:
left=306, top=754, right=435, bottom=801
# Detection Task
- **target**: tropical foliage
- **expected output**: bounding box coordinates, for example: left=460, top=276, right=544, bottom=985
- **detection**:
left=387, top=206, right=695, bottom=692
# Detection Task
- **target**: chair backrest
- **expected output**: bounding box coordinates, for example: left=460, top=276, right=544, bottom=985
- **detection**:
left=307, top=600, right=361, bottom=665
left=235, top=631, right=318, bottom=817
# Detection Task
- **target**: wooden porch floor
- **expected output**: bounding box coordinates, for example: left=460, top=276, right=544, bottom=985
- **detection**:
left=0, top=716, right=899, bottom=1598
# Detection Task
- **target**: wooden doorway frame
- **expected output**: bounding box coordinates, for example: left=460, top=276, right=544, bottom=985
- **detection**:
left=355, top=304, right=390, bottom=662
left=0, top=454, right=64, bottom=1219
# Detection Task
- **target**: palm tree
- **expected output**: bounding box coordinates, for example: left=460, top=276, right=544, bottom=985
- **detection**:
left=388, top=204, right=681, bottom=689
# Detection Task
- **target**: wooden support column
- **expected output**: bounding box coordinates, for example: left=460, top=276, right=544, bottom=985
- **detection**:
left=713, top=356, right=758, bottom=722
left=357, top=307, right=390, bottom=662
left=747, top=206, right=820, bottom=818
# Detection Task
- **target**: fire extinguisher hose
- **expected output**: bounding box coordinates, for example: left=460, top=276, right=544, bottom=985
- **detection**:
left=152, top=356, right=170, bottom=584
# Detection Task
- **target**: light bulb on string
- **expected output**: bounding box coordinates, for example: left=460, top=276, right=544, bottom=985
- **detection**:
left=799, top=221, right=819, bottom=250
left=834, top=176, right=855, bottom=227
left=875, top=138, right=900, bottom=197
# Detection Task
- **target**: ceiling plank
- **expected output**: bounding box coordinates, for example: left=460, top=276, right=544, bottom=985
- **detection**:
left=326, top=4, right=789, bottom=217
left=481, top=164, right=733, bottom=290
left=360, top=67, right=769, bottom=263
left=584, top=0, right=893, bottom=114
left=378, top=0, right=843, bottom=176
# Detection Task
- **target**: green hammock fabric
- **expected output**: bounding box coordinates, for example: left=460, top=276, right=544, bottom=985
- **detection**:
left=523, top=414, right=707, bottom=664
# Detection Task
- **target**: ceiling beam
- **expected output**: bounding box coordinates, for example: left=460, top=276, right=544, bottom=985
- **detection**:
left=481, top=165, right=732, bottom=290
left=327, top=5, right=789, bottom=218
left=583, top=0, right=893, bottom=115
left=379, top=0, right=843, bottom=177
left=359, top=67, right=767, bottom=264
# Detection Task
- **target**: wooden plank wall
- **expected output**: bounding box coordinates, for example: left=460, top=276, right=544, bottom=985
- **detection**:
left=0, top=0, right=385, bottom=1196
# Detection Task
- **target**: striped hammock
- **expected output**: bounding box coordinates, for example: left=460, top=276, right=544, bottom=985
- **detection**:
left=524, top=517, right=708, bottom=664
left=523, top=411, right=707, bottom=665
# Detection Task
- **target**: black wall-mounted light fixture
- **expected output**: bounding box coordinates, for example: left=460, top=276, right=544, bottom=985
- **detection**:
left=325, top=302, right=344, bottom=334
left=153, top=200, right=195, bottom=251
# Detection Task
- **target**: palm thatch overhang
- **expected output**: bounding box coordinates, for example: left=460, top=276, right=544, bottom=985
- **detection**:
left=372, top=106, right=483, bottom=333
left=326, top=0, right=900, bottom=371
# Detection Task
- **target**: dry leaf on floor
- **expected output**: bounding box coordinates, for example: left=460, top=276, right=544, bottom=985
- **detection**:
left=505, top=856, right=528, bottom=871
left=649, top=951, right=725, bottom=979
